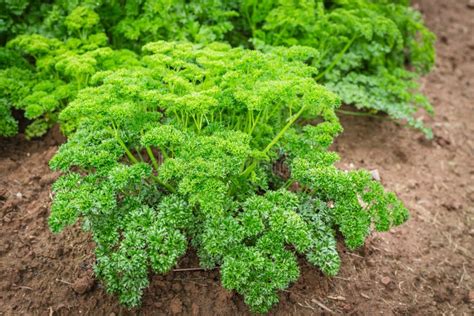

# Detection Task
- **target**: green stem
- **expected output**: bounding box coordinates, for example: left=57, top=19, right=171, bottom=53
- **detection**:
left=241, top=103, right=307, bottom=177
left=151, top=175, right=176, bottom=194
left=284, top=179, right=295, bottom=189
left=113, top=133, right=138, bottom=164
left=336, top=109, right=389, bottom=120
left=315, top=35, right=356, bottom=81
left=136, top=150, right=145, bottom=162
left=248, top=110, right=262, bottom=136
left=146, top=146, right=160, bottom=171
left=263, top=103, right=307, bottom=155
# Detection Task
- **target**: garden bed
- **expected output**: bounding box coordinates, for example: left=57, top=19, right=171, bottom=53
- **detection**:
left=1, top=0, right=473, bottom=314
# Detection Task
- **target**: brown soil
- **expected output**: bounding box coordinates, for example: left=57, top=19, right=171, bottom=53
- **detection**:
left=1, top=0, right=473, bottom=315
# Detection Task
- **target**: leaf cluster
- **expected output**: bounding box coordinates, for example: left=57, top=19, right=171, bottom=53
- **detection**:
left=1, top=0, right=435, bottom=138
left=0, top=22, right=139, bottom=137
left=49, top=42, right=408, bottom=312
left=238, top=0, right=436, bottom=136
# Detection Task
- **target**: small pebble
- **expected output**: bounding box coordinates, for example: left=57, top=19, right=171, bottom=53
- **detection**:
left=370, top=169, right=381, bottom=182
left=381, top=276, right=391, bottom=285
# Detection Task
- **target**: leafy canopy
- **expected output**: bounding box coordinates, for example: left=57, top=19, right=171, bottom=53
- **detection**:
left=50, top=41, right=408, bottom=312
left=0, top=15, right=139, bottom=138
left=0, top=0, right=435, bottom=137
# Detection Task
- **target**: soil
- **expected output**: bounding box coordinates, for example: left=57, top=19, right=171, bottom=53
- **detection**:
left=1, top=0, right=473, bottom=315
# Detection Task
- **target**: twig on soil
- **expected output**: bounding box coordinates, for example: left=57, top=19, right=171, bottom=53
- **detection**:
left=333, top=276, right=352, bottom=281
left=297, top=302, right=315, bottom=311
left=56, top=278, right=73, bottom=285
left=398, top=281, right=405, bottom=293
left=400, top=263, right=414, bottom=273
left=360, top=292, right=370, bottom=299
left=442, top=232, right=473, bottom=259
left=327, top=295, right=346, bottom=301
left=49, top=306, right=54, bottom=316
left=12, top=284, right=33, bottom=290
left=311, top=298, right=335, bottom=314
left=346, top=252, right=364, bottom=259
left=437, top=258, right=449, bottom=267
left=454, top=245, right=473, bottom=259
left=431, top=211, right=440, bottom=226
left=457, top=263, right=468, bottom=287
left=370, top=246, right=385, bottom=252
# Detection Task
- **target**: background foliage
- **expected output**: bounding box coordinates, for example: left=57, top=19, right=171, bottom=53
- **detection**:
left=1, top=0, right=435, bottom=138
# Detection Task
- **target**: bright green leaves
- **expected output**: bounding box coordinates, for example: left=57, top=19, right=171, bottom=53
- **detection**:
left=110, top=0, right=237, bottom=48
left=157, top=129, right=253, bottom=214
left=142, top=125, right=185, bottom=150
left=291, top=158, right=409, bottom=250
left=1, top=1, right=428, bottom=311
left=47, top=40, right=409, bottom=313
left=48, top=173, right=83, bottom=233
left=325, top=67, right=434, bottom=138
left=246, top=0, right=435, bottom=136
left=147, top=226, right=187, bottom=273
left=0, top=99, right=18, bottom=136
left=95, top=227, right=150, bottom=307
left=51, top=164, right=190, bottom=307
left=108, top=163, right=152, bottom=191
left=54, top=53, right=97, bottom=81
left=205, top=190, right=312, bottom=313
left=7, top=34, right=60, bottom=57
left=1, top=23, right=138, bottom=137
left=222, top=245, right=299, bottom=313
left=0, top=66, right=32, bottom=136
left=1, top=0, right=435, bottom=138
left=93, top=197, right=189, bottom=307
left=64, top=6, right=100, bottom=37
left=50, top=126, right=124, bottom=172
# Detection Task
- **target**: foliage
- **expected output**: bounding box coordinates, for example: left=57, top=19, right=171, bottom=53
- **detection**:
left=49, top=42, right=408, bottom=312
left=236, top=0, right=436, bottom=136
left=1, top=0, right=237, bottom=48
left=0, top=0, right=435, bottom=138
left=0, top=0, right=238, bottom=137
left=0, top=17, right=140, bottom=138
left=1, top=0, right=426, bottom=313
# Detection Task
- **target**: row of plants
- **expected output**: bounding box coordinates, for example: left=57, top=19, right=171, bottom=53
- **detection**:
left=0, top=0, right=435, bottom=313
left=1, top=0, right=435, bottom=138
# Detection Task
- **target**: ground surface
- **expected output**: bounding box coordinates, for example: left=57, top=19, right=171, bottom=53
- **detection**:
left=1, top=0, right=473, bottom=315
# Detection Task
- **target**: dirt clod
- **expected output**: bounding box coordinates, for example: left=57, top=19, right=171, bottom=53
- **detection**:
left=72, top=275, right=95, bottom=295
left=169, top=297, right=183, bottom=314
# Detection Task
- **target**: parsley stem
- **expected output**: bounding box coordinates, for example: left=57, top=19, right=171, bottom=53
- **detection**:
left=315, top=35, right=356, bottom=81
left=263, top=103, right=307, bottom=155
left=336, top=109, right=390, bottom=120
left=146, top=146, right=160, bottom=171
left=241, top=103, right=307, bottom=177
left=151, top=175, right=176, bottom=194
left=115, top=134, right=138, bottom=164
